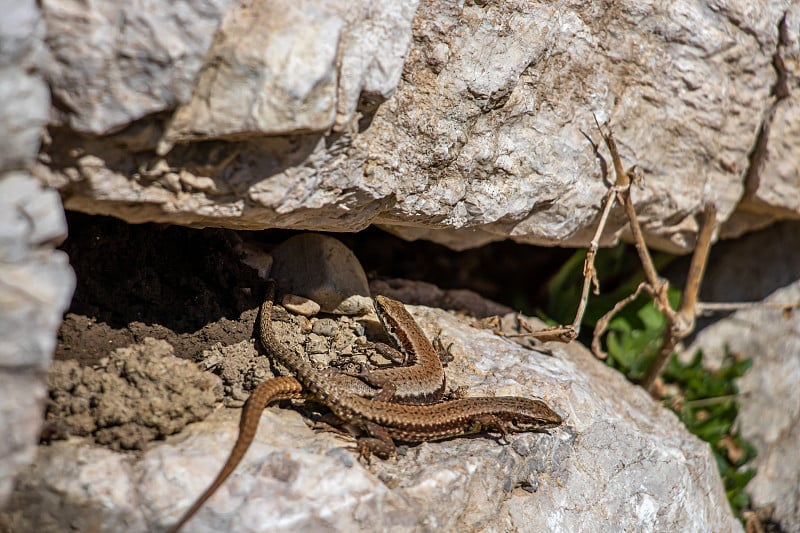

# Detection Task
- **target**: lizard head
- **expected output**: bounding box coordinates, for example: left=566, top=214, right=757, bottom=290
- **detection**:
left=373, top=294, right=416, bottom=349
left=508, top=398, right=563, bottom=431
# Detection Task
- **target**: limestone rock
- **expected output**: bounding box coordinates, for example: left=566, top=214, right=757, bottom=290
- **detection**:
left=686, top=221, right=800, bottom=532
left=38, top=0, right=233, bottom=134
left=2, top=304, right=741, bottom=532
left=0, top=175, right=73, bottom=508
left=730, top=4, right=800, bottom=232
left=0, top=0, right=75, bottom=508
left=32, top=1, right=798, bottom=252
left=160, top=0, right=419, bottom=147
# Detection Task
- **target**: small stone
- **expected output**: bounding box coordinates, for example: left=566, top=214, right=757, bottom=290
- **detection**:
left=282, top=294, right=321, bottom=316
left=305, top=334, right=330, bottom=355
left=271, top=234, right=370, bottom=314
left=312, top=318, right=339, bottom=336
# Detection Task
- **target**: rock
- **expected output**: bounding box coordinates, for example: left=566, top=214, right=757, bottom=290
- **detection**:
left=270, top=234, right=372, bottom=315
left=0, top=73, right=48, bottom=173
left=281, top=295, right=322, bottom=317
left=0, top=176, right=73, bottom=503
left=0, top=0, right=48, bottom=172
left=2, top=301, right=741, bottom=532
left=730, top=4, right=800, bottom=230
left=159, top=0, right=419, bottom=148
left=685, top=221, right=800, bottom=532
left=31, top=1, right=797, bottom=252
left=0, top=0, right=74, bottom=509
left=38, top=0, right=233, bottom=134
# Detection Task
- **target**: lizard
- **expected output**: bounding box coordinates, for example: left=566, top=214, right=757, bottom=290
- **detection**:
left=320, top=293, right=446, bottom=405
left=257, top=281, right=562, bottom=455
left=168, top=286, right=451, bottom=532
left=168, top=281, right=562, bottom=531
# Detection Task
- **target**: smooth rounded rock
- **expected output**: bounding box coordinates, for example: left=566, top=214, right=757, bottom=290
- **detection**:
left=270, top=233, right=371, bottom=315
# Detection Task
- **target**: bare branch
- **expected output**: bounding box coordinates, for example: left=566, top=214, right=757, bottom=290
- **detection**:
left=677, top=203, right=717, bottom=332
left=696, top=301, right=800, bottom=314
left=640, top=204, right=718, bottom=392
left=572, top=184, right=619, bottom=333
left=591, top=281, right=651, bottom=359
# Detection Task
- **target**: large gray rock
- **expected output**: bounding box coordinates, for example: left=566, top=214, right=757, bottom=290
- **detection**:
left=0, top=0, right=48, bottom=171
left=0, top=176, right=74, bottom=500
left=0, top=176, right=73, bottom=505
left=0, top=0, right=75, bottom=506
left=31, top=0, right=798, bottom=252
left=2, top=302, right=741, bottom=532
left=39, top=0, right=233, bottom=134
left=160, top=0, right=418, bottom=147
left=686, top=221, right=800, bottom=532
left=731, top=4, right=800, bottom=229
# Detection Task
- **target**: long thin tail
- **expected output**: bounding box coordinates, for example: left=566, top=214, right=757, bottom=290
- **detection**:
left=167, top=376, right=304, bottom=532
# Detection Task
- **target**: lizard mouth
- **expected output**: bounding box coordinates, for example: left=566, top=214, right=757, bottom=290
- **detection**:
left=511, top=415, right=563, bottom=432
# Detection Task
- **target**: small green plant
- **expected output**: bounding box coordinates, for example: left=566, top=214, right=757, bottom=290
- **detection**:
left=543, top=243, right=677, bottom=376
left=543, top=245, right=756, bottom=522
left=662, top=351, right=756, bottom=520
left=601, top=287, right=681, bottom=381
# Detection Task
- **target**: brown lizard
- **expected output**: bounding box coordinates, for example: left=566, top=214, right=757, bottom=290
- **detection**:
left=168, top=282, right=561, bottom=531
left=169, top=288, right=449, bottom=532
left=323, top=293, right=446, bottom=404
left=257, top=281, right=562, bottom=457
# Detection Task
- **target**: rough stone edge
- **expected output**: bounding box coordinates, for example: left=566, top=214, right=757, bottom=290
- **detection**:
left=0, top=0, right=76, bottom=507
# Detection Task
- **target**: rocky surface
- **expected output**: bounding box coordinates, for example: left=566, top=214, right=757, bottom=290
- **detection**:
left=39, top=0, right=234, bottom=134
left=159, top=0, right=419, bottom=146
left=686, top=221, right=800, bottom=532
left=30, top=0, right=799, bottom=252
left=0, top=0, right=75, bottom=508
left=734, top=4, right=800, bottom=227
left=2, top=299, right=741, bottom=532
left=3, top=1, right=798, bottom=530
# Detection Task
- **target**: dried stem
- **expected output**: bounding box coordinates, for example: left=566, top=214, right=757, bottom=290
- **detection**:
left=677, top=203, right=717, bottom=328
left=592, top=281, right=651, bottom=359
left=572, top=184, right=619, bottom=333
left=640, top=204, right=717, bottom=392
left=593, top=123, right=718, bottom=396
left=696, top=301, right=799, bottom=313
left=683, top=393, right=743, bottom=408
left=520, top=119, right=626, bottom=343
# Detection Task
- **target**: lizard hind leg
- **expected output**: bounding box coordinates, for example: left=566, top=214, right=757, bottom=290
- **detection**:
left=354, top=422, right=396, bottom=461
left=346, top=365, right=399, bottom=402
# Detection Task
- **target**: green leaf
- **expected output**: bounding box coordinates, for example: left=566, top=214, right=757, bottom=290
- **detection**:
left=662, top=349, right=757, bottom=523
left=542, top=245, right=756, bottom=524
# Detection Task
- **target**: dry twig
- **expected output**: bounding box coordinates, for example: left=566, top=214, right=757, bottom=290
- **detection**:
left=502, top=119, right=797, bottom=396
left=589, top=122, right=717, bottom=394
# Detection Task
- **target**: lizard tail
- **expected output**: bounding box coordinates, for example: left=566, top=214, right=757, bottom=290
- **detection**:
left=167, top=376, right=304, bottom=532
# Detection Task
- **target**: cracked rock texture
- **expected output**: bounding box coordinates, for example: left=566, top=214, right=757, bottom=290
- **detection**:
left=30, top=0, right=800, bottom=252
left=1, top=303, right=741, bottom=532
left=0, top=0, right=75, bottom=508
left=734, top=5, right=800, bottom=227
